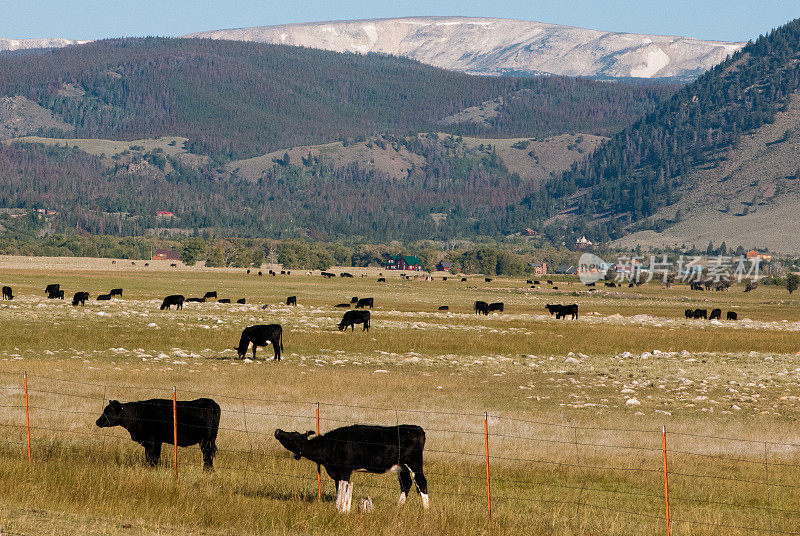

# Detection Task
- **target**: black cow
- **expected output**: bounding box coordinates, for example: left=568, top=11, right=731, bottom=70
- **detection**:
left=552, top=286, right=559, bottom=290
left=544, top=304, right=561, bottom=316
left=585, top=282, right=596, bottom=287
left=545, top=303, right=577, bottom=319
left=692, top=309, right=708, bottom=319
left=218, top=299, right=231, bottom=304
left=461, top=277, right=467, bottom=282
left=275, top=425, right=428, bottom=512
left=110, top=288, right=123, bottom=297
left=341, top=272, right=354, bottom=278
left=236, top=324, right=284, bottom=360
left=1, top=286, right=12, bottom=300
left=203, top=291, right=217, bottom=300
left=438, top=306, right=449, bottom=311
left=258, top=271, right=263, bottom=277
left=727, top=311, right=738, bottom=321
left=97, top=294, right=112, bottom=301
left=605, top=282, right=616, bottom=288
left=355, top=297, right=374, bottom=309
left=377, top=277, right=386, bottom=282
left=322, top=272, right=335, bottom=278
left=236, top=298, right=246, bottom=304
left=485, top=277, right=493, bottom=283
left=474, top=301, right=489, bottom=315
left=533, top=280, right=540, bottom=285
left=350, top=296, right=359, bottom=304
left=186, top=297, right=205, bottom=303
left=684, top=309, right=693, bottom=319
left=709, top=308, right=722, bottom=320
left=45, top=284, right=60, bottom=295
left=526, top=280, right=533, bottom=284
left=48, top=289, right=64, bottom=300
left=96, top=398, right=220, bottom=470
left=547, top=280, right=554, bottom=285
left=488, top=302, right=504, bottom=313
left=160, top=295, right=184, bottom=310
left=287, top=296, right=297, bottom=306
left=247, top=269, right=251, bottom=274
left=72, top=292, right=89, bottom=306
left=281, top=270, right=286, bottom=275
left=334, top=303, right=351, bottom=308
left=339, top=310, right=370, bottom=331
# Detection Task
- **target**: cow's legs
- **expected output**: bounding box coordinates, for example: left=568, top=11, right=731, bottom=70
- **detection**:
left=406, top=463, right=429, bottom=508
left=252, top=345, right=257, bottom=360
left=143, top=441, right=162, bottom=466
left=343, top=481, right=353, bottom=513
left=200, top=439, right=216, bottom=470
left=335, top=480, right=345, bottom=512
left=398, top=468, right=413, bottom=505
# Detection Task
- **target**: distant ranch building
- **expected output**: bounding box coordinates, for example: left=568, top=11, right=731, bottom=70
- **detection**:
left=746, top=250, right=772, bottom=263
left=386, top=255, right=423, bottom=271
left=152, top=249, right=180, bottom=261
left=530, top=262, right=547, bottom=275
left=436, top=261, right=455, bottom=272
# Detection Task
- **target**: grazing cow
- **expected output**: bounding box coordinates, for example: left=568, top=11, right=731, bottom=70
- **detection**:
left=131, top=262, right=136, bottom=266
left=692, top=309, right=707, bottom=319
left=270, top=270, right=276, bottom=276
left=355, top=297, right=374, bottom=309
left=727, top=311, right=738, bottom=321
left=341, top=272, right=354, bottom=278
left=377, top=277, right=386, bottom=282
left=97, top=294, right=112, bottom=301
left=438, top=306, right=449, bottom=311
left=144, top=263, right=149, bottom=267
left=533, top=280, right=540, bottom=285
left=485, top=277, right=493, bottom=283
left=275, top=424, right=428, bottom=512
left=527, top=280, right=533, bottom=284
left=335, top=303, right=351, bottom=308
left=547, top=280, right=554, bottom=285
left=488, top=302, right=504, bottom=313
left=185, top=297, right=205, bottom=303
left=96, top=398, right=220, bottom=470
left=690, top=282, right=704, bottom=291
left=552, top=286, right=559, bottom=290
left=321, top=272, right=335, bottom=278
left=350, top=296, right=359, bottom=304
left=709, top=308, right=722, bottom=320
left=461, top=277, right=467, bottom=282
left=556, top=304, right=578, bottom=319
left=203, top=291, right=217, bottom=300
left=2, top=286, right=12, bottom=300
left=218, top=299, right=231, bottom=304
left=261, top=304, right=269, bottom=310
left=605, top=282, right=616, bottom=288
left=45, top=284, right=60, bottom=296
left=110, top=288, right=123, bottom=297
left=160, top=295, right=184, bottom=310
left=684, top=309, right=693, bottom=319
left=339, top=310, right=370, bottom=331
left=258, top=271, right=263, bottom=277
left=544, top=304, right=560, bottom=316
left=628, top=283, right=635, bottom=288
left=287, top=296, right=297, bottom=306
left=474, top=301, right=489, bottom=315
left=443, top=277, right=448, bottom=281
left=170, top=263, right=177, bottom=268
left=48, top=289, right=64, bottom=300
left=281, top=270, right=286, bottom=275
left=236, top=324, right=284, bottom=360
left=236, top=298, right=246, bottom=304
left=247, top=269, right=251, bottom=274
left=72, top=292, right=90, bottom=306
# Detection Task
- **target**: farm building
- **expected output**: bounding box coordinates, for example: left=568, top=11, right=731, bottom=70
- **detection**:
left=555, top=265, right=576, bottom=275
left=386, top=255, right=423, bottom=271
left=436, top=261, right=454, bottom=272
left=746, top=250, right=773, bottom=263
left=152, top=249, right=180, bottom=261
left=530, top=262, right=547, bottom=275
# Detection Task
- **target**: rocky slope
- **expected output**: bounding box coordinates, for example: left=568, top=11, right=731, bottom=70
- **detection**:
left=186, top=16, right=744, bottom=80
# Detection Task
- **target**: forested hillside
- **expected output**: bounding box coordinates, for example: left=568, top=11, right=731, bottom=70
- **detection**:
left=0, top=37, right=671, bottom=159
left=545, top=17, right=800, bottom=243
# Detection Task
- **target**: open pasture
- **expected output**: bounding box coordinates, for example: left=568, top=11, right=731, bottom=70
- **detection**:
left=1, top=257, right=800, bottom=535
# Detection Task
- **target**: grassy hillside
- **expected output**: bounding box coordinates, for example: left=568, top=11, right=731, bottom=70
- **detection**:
left=541, top=17, right=800, bottom=247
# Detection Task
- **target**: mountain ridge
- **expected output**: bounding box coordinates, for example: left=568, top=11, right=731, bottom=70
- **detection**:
left=186, top=16, right=745, bottom=80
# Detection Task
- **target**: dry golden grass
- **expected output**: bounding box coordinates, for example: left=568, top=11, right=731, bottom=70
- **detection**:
left=1, top=260, right=799, bottom=534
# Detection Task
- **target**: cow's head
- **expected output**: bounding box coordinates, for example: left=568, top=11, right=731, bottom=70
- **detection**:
left=274, top=429, right=315, bottom=460
left=96, top=400, right=124, bottom=428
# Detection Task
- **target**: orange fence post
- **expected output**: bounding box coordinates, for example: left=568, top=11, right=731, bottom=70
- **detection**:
left=24, top=372, right=31, bottom=462
left=173, top=386, right=178, bottom=477
left=316, top=402, right=321, bottom=499
left=662, top=425, right=671, bottom=536
left=484, top=411, right=492, bottom=520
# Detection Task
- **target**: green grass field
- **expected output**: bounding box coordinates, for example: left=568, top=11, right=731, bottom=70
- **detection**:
left=1, top=259, right=799, bottom=535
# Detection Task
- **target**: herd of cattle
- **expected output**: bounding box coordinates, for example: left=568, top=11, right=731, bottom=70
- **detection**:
left=685, top=307, right=738, bottom=320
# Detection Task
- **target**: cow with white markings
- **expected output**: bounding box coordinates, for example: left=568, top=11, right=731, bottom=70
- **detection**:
left=275, top=424, right=428, bottom=513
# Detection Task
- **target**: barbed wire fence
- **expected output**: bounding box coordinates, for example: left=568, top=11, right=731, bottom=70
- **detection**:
left=1, top=370, right=800, bottom=535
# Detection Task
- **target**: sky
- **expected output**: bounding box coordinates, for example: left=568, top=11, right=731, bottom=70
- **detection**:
left=1, top=1, right=797, bottom=43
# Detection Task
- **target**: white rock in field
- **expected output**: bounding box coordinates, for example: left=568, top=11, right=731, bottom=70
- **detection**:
left=621, top=388, right=636, bottom=394
left=147, top=323, right=158, bottom=328
left=640, top=352, right=651, bottom=359
left=679, top=350, right=690, bottom=357
left=626, top=397, right=641, bottom=406
left=96, top=311, right=106, bottom=316
left=621, top=351, right=631, bottom=358
left=564, top=357, right=580, bottom=364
